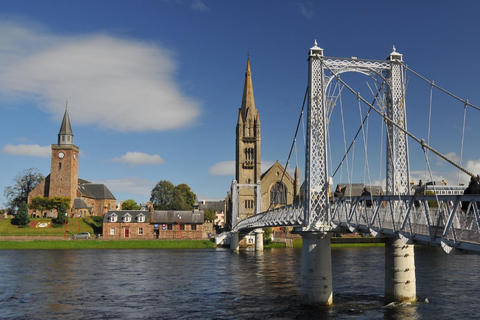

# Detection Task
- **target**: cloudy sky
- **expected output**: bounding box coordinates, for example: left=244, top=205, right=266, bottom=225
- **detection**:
left=1, top=1, right=480, bottom=207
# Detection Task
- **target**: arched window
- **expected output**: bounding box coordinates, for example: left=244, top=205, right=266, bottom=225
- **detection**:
left=123, top=213, right=132, bottom=223
left=109, top=213, right=118, bottom=223
left=270, top=182, right=286, bottom=206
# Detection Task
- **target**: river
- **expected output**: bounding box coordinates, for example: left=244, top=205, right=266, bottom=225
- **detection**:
left=1, top=245, right=479, bottom=319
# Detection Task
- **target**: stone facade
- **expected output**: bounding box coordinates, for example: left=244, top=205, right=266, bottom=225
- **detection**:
left=28, top=108, right=116, bottom=218
left=103, top=209, right=206, bottom=239
left=227, top=60, right=299, bottom=230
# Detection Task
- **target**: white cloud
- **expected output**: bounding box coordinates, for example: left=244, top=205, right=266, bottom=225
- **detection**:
left=2, top=144, right=50, bottom=157
left=191, top=0, right=210, bottom=12
left=209, top=161, right=234, bottom=176
left=298, top=3, right=314, bottom=19
left=0, top=19, right=201, bottom=132
left=112, top=151, right=165, bottom=166
left=93, top=177, right=155, bottom=198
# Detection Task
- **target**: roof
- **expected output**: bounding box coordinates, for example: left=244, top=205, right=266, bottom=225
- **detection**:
left=73, top=198, right=90, bottom=209
left=152, top=211, right=204, bottom=224
left=79, top=183, right=116, bottom=200
left=199, top=200, right=225, bottom=212
left=58, top=108, right=74, bottom=136
left=104, top=210, right=151, bottom=223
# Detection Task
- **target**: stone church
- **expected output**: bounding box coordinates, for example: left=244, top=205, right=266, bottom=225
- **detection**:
left=226, top=60, right=300, bottom=228
left=28, top=108, right=116, bottom=218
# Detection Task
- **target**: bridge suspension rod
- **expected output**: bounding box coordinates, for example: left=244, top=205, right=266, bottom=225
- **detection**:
left=321, top=58, right=479, bottom=182
left=402, top=63, right=480, bottom=112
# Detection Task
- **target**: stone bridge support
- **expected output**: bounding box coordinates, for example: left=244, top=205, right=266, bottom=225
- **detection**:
left=300, top=232, right=333, bottom=305
left=385, top=238, right=416, bottom=302
left=230, top=231, right=239, bottom=252
left=254, top=229, right=264, bottom=251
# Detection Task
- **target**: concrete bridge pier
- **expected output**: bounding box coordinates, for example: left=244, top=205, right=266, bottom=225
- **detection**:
left=385, top=238, right=416, bottom=303
left=254, top=229, right=264, bottom=251
left=230, top=231, right=239, bottom=252
left=300, top=231, right=333, bottom=305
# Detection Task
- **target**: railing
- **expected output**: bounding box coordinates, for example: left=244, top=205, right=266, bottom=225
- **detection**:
left=234, top=194, right=480, bottom=253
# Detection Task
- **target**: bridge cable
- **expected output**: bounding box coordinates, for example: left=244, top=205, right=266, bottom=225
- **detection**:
left=423, top=81, right=434, bottom=194
left=331, top=82, right=384, bottom=179
left=458, top=101, right=468, bottom=184
left=402, top=63, right=480, bottom=111
left=278, top=85, right=309, bottom=204
left=321, top=59, right=480, bottom=182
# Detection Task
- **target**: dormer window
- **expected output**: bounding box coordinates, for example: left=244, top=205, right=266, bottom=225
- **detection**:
left=123, top=213, right=132, bottom=223
left=108, top=213, right=118, bottom=223
left=136, top=213, right=146, bottom=223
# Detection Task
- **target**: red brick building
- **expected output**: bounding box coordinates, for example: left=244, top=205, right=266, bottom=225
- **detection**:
left=28, top=108, right=116, bottom=218
left=103, top=208, right=206, bottom=239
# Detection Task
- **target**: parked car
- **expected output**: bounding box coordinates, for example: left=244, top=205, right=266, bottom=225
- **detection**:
left=72, top=232, right=91, bottom=239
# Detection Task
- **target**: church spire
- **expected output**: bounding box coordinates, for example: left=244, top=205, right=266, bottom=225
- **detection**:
left=240, top=58, right=256, bottom=121
left=58, top=103, right=74, bottom=145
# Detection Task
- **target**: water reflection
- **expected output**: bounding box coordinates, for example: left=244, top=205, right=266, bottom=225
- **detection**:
left=0, top=246, right=479, bottom=319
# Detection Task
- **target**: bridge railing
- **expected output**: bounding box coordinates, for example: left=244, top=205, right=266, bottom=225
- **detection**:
left=233, top=194, right=480, bottom=253
left=332, top=194, right=480, bottom=252
left=233, top=203, right=304, bottom=232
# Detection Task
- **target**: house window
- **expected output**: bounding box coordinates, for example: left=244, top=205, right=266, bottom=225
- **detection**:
left=191, top=224, right=197, bottom=231
left=110, top=228, right=115, bottom=235
left=109, top=214, right=118, bottom=222
left=180, top=224, right=185, bottom=230
left=138, top=227, right=143, bottom=235
left=137, top=214, right=145, bottom=223
left=167, top=224, right=173, bottom=230
left=123, top=213, right=132, bottom=223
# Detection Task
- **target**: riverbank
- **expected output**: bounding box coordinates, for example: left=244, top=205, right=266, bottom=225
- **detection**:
left=0, top=239, right=215, bottom=250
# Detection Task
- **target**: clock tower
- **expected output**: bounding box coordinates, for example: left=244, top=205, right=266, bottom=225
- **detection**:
left=49, top=107, right=79, bottom=201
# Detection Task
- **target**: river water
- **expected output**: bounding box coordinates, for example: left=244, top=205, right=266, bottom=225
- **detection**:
left=1, top=245, right=479, bottom=319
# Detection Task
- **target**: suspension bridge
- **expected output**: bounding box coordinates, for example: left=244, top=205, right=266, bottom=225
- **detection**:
left=221, top=41, right=480, bottom=306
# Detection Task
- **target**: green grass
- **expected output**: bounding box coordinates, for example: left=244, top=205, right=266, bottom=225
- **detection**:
left=0, top=217, right=97, bottom=236
left=0, top=239, right=215, bottom=250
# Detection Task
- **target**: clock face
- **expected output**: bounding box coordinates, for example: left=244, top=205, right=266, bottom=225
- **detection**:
left=58, top=152, right=65, bottom=159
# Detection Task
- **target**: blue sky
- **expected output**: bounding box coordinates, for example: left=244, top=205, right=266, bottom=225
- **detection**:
left=1, top=0, right=480, bottom=207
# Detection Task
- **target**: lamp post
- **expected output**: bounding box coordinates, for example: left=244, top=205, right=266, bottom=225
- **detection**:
left=177, top=214, right=182, bottom=239
left=64, top=212, right=67, bottom=239
left=77, top=213, right=81, bottom=234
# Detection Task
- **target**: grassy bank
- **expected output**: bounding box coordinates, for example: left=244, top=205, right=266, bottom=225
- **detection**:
left=0, top=239, right=215, bottom=250
left=0, top=217, right=99, bottom=236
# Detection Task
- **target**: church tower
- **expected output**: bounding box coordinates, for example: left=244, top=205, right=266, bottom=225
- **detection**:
left=235, top=59, right=261, bottom=220
left=49, top=107, right=79, bottom=202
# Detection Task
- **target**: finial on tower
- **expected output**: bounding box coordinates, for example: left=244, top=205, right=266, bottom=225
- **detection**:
left=309, top=39, right=323, bottom=57
left=388, top=45, right=402, bottom=61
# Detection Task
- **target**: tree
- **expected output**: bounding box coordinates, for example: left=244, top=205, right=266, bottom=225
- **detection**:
left=175, top=184, right=196, bottom=209
left=122, top=199, right=140, bottom=210
left=150, top=180, right=197, bottom=210
left=151, top=180, right=175, bottom=210
left=4, top=168, right=44, bottom=212
left=54, top=202, right=68, bottom=226
left=14, top=202, right=30, bottom=226
left=204, top=208, right=216, bottom=221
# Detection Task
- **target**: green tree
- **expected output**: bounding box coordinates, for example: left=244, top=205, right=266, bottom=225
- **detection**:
left=122, top=199, right=140, bottom=210
left=263, top=227, right=273, bottom=246
left=204, top=208, right=216, bottom=221
left=4, top=168, right=44, bottom=212
left=14, top=202, right=30, bottom=226
left=150, top=180, right=197, bottom=210
left=150, top=180, right=175, bottom=210
left=54, top=202, right=69, bottom=226
left=175, top=184, right=196, bottom=209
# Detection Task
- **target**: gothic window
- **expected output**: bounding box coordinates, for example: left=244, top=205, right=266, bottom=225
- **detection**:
left=244, top=148, right=254, bottom=168
left=58, top=162, right=62, bottom=170
left=270, top=182, right=286, bottom=206
left=244, top=200, right=254, bottom=209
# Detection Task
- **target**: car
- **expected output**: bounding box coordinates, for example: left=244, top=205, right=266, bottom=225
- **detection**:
left=72, top=232, right=91, bottom=239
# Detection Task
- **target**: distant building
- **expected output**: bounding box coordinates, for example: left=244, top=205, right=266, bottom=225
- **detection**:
left=103, top=206, right=205, bottom=239
left=199, top=199, right=226, bottom=231
left=226, top=60, right=300, bottom=230
left=412, top=180, right=465, bottom=196
left=28, top=108, right=116, bottom=217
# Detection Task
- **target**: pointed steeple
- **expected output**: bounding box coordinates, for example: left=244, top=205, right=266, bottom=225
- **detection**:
left=58, top=103, right=74, bottom=145
left=240, top=58, right=256, bottom=121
